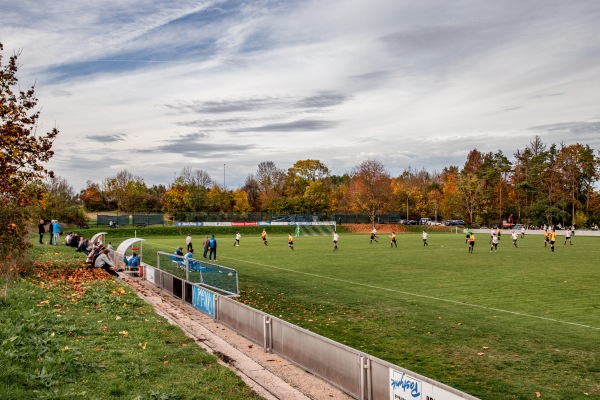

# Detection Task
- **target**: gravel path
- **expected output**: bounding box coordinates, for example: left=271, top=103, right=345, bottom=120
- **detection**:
left=122, top=275, right=354, bottom=400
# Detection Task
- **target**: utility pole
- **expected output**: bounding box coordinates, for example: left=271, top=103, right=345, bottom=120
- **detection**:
left=223, top=163, right=226, bottom=189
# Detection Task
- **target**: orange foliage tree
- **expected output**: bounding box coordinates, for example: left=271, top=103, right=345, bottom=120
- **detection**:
left=0, top=43, right=58, bottom=257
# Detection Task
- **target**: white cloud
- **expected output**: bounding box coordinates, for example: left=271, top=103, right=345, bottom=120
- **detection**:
left=1, top=0, right=600, bottom=192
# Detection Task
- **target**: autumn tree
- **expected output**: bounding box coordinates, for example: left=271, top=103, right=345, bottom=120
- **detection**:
left=440, top=166, right=463, bottom=221
left=255, top=161, right=287, bottom=212
left=176, top=167, right=212, bottom=212
left=42, top=175, right=87, bottom=225
left=80, top=181, right=106, bottom=211
left=232, top=189, right=252, bottom=215
left=0, top=43, right=59, bottom=258
left=347, top=159, right=392, bottom=222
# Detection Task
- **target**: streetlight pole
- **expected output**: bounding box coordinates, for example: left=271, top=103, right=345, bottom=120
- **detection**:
left=223, top=163, right=226, bottom=189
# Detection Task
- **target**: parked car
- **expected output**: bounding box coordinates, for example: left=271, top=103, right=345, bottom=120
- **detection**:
left=445, top=220, right=466, bottom=226
left=407, top=220, right=418, bottom=225
left=512, top=224, right=524, bottom=231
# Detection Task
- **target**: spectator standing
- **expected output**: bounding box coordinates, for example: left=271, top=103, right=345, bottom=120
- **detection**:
left=208, top=235, right=217, bottom=261
left=202, top=235, right=209, bottom=258
left=51, top=220, right=61, bottom=245
left=38, top=219, right=45, bottom=244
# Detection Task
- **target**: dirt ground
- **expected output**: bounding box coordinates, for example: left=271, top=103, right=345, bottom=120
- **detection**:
left=121, top=274, right=354, bottom=400
left=342, top=223, right=408, bottom=233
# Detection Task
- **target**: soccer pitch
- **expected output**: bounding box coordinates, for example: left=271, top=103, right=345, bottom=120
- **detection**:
left=140, top=231, right=600, bottom=400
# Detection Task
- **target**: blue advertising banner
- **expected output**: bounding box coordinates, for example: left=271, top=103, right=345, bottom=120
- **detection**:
left=192, top=285, right=215, bottom=317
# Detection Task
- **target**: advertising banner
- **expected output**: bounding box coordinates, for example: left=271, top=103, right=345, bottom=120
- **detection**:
left=174, top=222, right=204, bottom=227
left=203, top=222, right=232, bottom=227
left=144, top=266, right=156, bottom=285
left=231, top=221, right=258, bottom=226
left=389, top=369, right=465, bottom=400
left=192, top=285, right=215, bottom=317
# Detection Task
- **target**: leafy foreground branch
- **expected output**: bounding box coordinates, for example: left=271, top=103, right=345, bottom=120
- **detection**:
left=0, top=258, right=263, bottom=400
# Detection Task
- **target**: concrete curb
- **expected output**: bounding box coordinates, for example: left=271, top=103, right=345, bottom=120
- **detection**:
left=121, top=275, right=353, bottom=400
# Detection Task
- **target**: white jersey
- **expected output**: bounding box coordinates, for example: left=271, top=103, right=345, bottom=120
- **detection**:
left=186, top=235, right=192, bottom=245
left=422, top=232, right=428, bottom=240
left=333, top=233, right=339, bottom=242
left=236, top=233, right=241, bottom=240
left=511, top=232, right=518, bottom=241
left=492, top=235, right=499, bottom=244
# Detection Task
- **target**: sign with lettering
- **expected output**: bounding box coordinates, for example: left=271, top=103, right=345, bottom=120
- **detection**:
left=389, top=368, right=467, bottom=400
left=192, top=285, right=215, bottom=317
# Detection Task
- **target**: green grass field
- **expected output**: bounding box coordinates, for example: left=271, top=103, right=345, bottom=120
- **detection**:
left=130, top=230, right=599, bottom=399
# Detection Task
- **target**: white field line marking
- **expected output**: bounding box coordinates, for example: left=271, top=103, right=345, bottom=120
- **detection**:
left=224, top=256, right=600, bottom=331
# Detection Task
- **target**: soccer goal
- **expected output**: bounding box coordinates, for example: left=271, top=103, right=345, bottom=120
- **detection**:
left=295, top=221, right=336, bottom=237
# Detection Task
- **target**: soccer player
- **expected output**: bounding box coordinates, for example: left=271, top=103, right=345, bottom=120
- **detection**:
left=490, top=233, right=499, bottom=253
left=422, top=230, right=428, bottom=246
left=390, top=232, right=397, bottom=248
left=550, top=230, right=556, bottom=252
left=468, top=233, right=475, bottom=253
left=520, top=226, right=525, bottom=238
left=288, top=233, right=294, bottom=251
left=564, top=227, right=572, bottom=245
left=465, top=228, right=471, bottom=244
left=261, top=229, right=268, bottom=246
left=333, top=231, right=339, bottom=251
left=370, top=227, right=379, bottom=244
left=544, top=230, right=550, bottom=247
left=511, top=230, right=518, bottom=247
left=186, top=233, right=193, bottom=252
left=295, top=224, right=301, bottom=237
left=234, top=232, right=241, bottom=247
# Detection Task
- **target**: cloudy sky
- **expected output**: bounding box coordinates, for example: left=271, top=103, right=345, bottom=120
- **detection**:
left=2, top=0, right=599, bottom=192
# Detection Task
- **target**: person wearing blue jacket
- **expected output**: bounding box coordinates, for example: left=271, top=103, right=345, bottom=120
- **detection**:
left=208, top=235, right=217, bottom=261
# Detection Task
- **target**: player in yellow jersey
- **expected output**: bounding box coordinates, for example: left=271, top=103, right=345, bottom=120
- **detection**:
left=288, top=233, right=294, bottom=251
left=550, top=230, right=556, bottom=252
left=261, top=229, right=268, bottom=246
left=390, top=232, right=397, bottom=248
left=468, top=233, right=475, bottom=253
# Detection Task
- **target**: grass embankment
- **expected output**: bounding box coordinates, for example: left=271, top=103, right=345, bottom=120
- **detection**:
left=0, top=243, right=264, bottom=400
